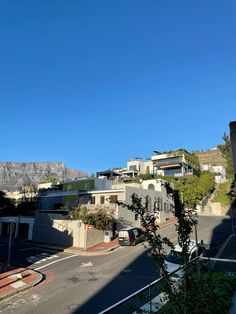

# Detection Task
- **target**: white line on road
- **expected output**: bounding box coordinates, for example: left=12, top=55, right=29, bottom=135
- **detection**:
left=35, top=253, right=81, bottom=271
left=80, top=262, right=93, bottom=267
left=200, top=257, right=236, bottom=263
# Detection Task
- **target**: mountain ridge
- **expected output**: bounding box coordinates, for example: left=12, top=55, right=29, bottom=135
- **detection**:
left=0, top=161, right=87, bottom=190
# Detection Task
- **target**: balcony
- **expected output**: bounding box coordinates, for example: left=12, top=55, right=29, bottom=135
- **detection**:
left=153, top=157, right=184, bottom=168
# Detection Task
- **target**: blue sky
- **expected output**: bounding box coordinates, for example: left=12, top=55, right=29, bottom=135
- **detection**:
left=0, top=1, right=235, bottom=174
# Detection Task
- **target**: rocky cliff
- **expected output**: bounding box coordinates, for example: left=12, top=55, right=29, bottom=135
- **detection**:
left=0, top=162, right=87, bottom=190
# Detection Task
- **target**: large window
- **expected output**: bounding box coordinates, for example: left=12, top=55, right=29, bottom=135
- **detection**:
left=54, top=203, right=63, bottom=210
left=100, top=196, right=105, bottom=204
left=90, top=196, right=95, bottom=204
left=110, top=195, right=118, bottom=203
left=164, top=168, right=182, bottom=175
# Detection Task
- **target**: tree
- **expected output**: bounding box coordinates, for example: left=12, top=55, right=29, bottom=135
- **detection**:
left=69, top=205, right=115, bottom=230
left=18, top=176, right=38, bottom=215
left=118, top=192, right=236, bottom=314
left=168, top=171, right=215, bottom=209
left=0, top=191, right=16, bottom=216
left=218, top=132, right=233, bottom=178
left=117, top=192, right=198, bottom=314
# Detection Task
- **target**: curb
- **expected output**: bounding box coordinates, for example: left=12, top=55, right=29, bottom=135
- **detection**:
left=158, top=218, right=177, bottom=229
left=0, top=269, right=43, bottom=301
left=75, top=244, right=121, bottom=256
left=19, top=240, right=121, bottom=256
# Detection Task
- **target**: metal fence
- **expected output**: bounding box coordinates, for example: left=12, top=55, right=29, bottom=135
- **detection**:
left=98, top=266, right=186, bottom=314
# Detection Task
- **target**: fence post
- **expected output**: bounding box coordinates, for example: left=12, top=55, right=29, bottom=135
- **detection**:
left=149, top=283, right=152, bottom=312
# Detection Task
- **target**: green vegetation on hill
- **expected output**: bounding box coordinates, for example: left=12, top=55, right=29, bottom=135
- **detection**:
left=133, top=171, right=216, bottom=209
left=217, top=133, right=233, bottom=178
left=169, top=171, right=215, bottom=208
left=213, top=180, right=232, bottom=206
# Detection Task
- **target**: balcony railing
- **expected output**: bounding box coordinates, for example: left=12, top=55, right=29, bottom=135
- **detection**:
left=99, top=257, right=200, bottom=314
left=154, top=158, right=184, bottom=167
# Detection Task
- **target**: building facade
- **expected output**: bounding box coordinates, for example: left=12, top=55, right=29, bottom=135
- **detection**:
left=38, top=178, right=175, bottom=231
left=151, top=150, right=199, bottom=177
left=230, top=121, right=236, bottom=185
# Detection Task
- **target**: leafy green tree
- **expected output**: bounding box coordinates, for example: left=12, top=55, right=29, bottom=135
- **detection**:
left=118, top=192, right=236, bottom=314
left=118, top=192, right=198, bottom=314
left=0, top=191, right=16, bottom=216
left=218, top=132, right=233, bottom=178
left=69, top=205, right=114, bottom=230
left=169, top=171, right=215, bottom=209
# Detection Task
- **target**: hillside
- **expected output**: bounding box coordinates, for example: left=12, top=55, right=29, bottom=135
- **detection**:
left=194, top=148, right=227, bottom=168
left=0, top=161, right=87, bottom=190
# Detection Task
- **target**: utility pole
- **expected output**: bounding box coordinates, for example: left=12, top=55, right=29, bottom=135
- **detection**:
left=7, top=218, right=14, bottom=269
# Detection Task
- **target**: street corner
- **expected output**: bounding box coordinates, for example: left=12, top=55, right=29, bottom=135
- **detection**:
left=0, top=268, right=44, bottom=301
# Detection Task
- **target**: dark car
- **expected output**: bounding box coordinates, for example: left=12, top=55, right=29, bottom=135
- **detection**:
left=118, top=227, right=146, bottom=246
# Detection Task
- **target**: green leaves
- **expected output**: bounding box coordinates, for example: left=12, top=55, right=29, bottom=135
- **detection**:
left=172, top=171, right=215, bottom=209
left=218, top=132, right=233, bottom=178
left=69, top=205, right=114, bottom=230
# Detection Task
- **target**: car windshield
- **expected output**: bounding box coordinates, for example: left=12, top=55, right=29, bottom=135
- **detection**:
left=165, top=250, right=183, bottom=265
left=118, top=231, right=128, bottom=237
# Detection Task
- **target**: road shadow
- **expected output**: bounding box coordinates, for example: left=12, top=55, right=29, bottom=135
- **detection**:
left=72, top=211, right=235, bottom=313
left=0, top=212, right=74, bottom=271
left=206, top=205, right=236, bottom=273
left=72, top=245, right=157, bottom=314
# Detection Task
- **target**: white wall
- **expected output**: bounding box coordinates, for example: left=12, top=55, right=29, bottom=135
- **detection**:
left=95, top=178, right=112, bottom=190
left=0, top=216, right=35, bottom=240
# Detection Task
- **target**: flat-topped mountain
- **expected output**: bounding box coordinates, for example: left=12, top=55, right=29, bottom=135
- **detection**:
left=0, top=161, right=86, bottom=190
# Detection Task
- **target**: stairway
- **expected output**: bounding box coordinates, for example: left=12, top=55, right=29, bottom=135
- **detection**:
left=200, top=185, right=219, bottom=216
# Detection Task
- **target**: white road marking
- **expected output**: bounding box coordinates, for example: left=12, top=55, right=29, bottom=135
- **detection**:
left=35, top=253, right=82, bottom=271
left=10, top=281, right=26, bottom=288
left=26, top=253, right=59, bottom=264
left=80, top=262, right=93, bottom=267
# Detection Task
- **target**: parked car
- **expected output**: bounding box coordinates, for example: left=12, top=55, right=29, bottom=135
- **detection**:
left=164, top=240, right=205, bottom=279
left=118, top=227, right=147, bottom=246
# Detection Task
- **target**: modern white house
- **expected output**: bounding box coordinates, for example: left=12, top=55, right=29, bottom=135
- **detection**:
left=38, top=178, right=175, bottom=231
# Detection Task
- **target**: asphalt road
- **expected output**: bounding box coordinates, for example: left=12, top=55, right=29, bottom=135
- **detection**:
left=0, top=215, right=232, bottom=314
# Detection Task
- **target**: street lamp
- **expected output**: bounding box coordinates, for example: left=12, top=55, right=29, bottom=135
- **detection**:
left=7, top=218, right=14, bottom=268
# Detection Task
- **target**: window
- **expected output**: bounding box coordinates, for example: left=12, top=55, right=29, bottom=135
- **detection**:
left=67, top=185, right=72, bottom=191
left=110, top=195, right=118, bottom=203
left=129, top=165, right=137, bottom=171
left=145, top=195, right=152, bottom=211
left=148, top=184, right=155, bottom=191
left=190, top=250, right=197, bottom=260
left=164, top=203, right=169, bottom=212
left=100, top=196, right=105, bottom=204
left=157, top=197, right=163, bottom=210
left=54, top=203, right=63, bottom=210
left=164, top=203, right=167, bottom=211
left=90, top=196, right=95, bottom=204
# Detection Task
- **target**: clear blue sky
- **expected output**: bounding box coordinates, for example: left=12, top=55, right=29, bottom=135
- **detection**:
left=0, top=1, right=235, bottom=175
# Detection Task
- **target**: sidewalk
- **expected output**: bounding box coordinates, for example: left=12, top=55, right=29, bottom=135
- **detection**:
left=0, top=267, right=43, bottom=301
left=19, top=237, right=120, bottom=255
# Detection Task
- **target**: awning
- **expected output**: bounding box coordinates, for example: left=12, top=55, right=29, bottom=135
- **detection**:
left=159, top=164, right=182, bottom=169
